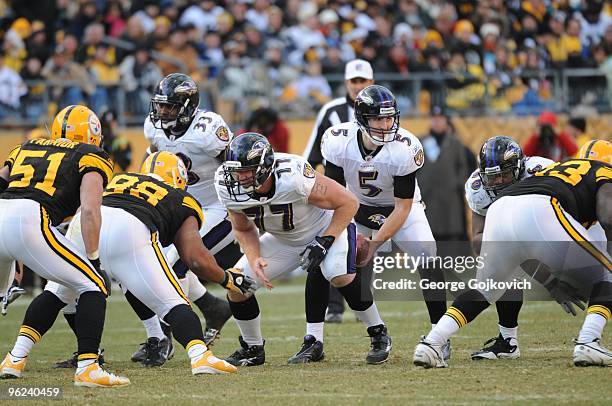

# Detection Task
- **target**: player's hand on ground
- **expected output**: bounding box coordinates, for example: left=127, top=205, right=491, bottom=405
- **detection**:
left=544, top=278, right=586, bottom=316
left=221, top=268, right=256, bottom=294
left=251, top=257, right=272, bottom=289
left=300, top=236, right=335, bottom=273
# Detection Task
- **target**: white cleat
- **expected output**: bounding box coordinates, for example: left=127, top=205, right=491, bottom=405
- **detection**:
left=74, top=363, right=131, bottom=388
left=192, top=350, right=237, bottom=375
left=573, top=339, right=612, bottom=367
left=413, top=337, right=448, bottom=368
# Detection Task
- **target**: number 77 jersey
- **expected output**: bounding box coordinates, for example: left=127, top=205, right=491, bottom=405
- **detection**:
left=2, top=139, right=114, bottom=225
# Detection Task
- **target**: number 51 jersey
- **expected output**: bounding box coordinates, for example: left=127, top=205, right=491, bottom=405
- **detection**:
left=2, top=138, right=113, bottom=226
left=214, top=153, right=332, bottom=247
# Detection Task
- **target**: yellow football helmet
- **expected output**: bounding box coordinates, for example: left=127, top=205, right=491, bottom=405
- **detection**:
left=141, top=151, right=188, bottom=190
left=51, top=105, right=102, bottom=147
left=576, top=139, right=612, bottom=165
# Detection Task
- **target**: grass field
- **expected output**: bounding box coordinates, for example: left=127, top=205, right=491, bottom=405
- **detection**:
left=0, top=278, right=610, bottom=405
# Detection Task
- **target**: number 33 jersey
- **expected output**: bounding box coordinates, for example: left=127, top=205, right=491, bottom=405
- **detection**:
left=2, top=138, right=113, bottom=225
left=102, top=172, right=204, bottom=247
left=144, top=109, right=233, bottom=207
left=321, top=121, right=424, bottom=206
left=214, top=153, right=332, bottom=247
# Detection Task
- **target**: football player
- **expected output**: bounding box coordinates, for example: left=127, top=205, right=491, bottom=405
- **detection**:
left=466, top=136, right=553, bottom=360
left=0, top=105, right=129, bottom=387
left=215, top=132, right=392, bottom=366
left=298, top=85, right=445, bottom=363
left=40, top=151, right=255, bottom=375
left=414, top=140, right=612, bottom=368
left=128, top=73, right=237, bottom=364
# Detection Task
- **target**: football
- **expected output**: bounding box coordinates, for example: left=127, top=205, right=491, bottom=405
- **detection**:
left=356, top=233, right=370, bottom=265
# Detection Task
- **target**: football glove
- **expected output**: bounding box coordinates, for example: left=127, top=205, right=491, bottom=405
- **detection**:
left=220, top=268, right=256, bottom=294
left=90, top=258, right=112, bottom=297
left=300, top=236, right=335, bottom=273
left=544, top=278, right=586, bottom=316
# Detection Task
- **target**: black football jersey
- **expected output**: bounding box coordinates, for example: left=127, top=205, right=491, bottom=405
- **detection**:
left=102, top=172, right=204, bottom=246
left=501, top=159, right=612, bottom=223
left=2, top=138, right=113, bottom=225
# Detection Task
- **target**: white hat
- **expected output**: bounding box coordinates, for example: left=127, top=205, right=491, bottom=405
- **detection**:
left=319, top=9, right=338, bottom=25
left=344, top=59, right=374, bottom=80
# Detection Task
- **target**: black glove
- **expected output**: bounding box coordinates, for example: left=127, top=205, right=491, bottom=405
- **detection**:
left=544, top=278, right=586, bottom=316
left=300, top=236, right=335, bottom=273
left=220, top=268, right=256, bottom=294
left=90, top=258, right=111, bottom=297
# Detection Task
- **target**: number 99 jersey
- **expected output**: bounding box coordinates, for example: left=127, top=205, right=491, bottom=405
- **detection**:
left=500, top=159, right=612, bottom=224
left=144, top=109, right=233, bottom=208
left=2, top=138, right=113, bottom=225
left=215, top=153, right=332, bottom=247
left=321, top=121, right=424, bottom=207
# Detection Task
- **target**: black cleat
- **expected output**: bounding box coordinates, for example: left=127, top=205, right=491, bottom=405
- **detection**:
left=324, top=312, right=343, bottom=323
left=131, top=342, right=148, bottom=363
left=142, top=337, right=174, bottom=367
left=54, top=349, right=105, bottom=369
left=366, top=324, right=392, bottom=364
left=225, top=336, right=265, bottom=367
left=471, top=334, right=520, bottom=360
left=287, top=335, right=324, bottom=364
left=203, top=328, right=220, bottom=346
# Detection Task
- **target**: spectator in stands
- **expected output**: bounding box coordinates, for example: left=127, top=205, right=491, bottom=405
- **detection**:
left=76, top=23, right=116, bottom=66
left=88, top=44, right=121, bottom=114
left=0, top=53, right=27, bottom=119
left=41, top=45, right=94, bottom=109
left=68, top=0, right=99, bottom=39
left=117, top=15, right=151, bottom=62
left=523, top=111, right=578, bottom=161
left=103, top=1, right=127, bottom=38
left=157, top=27, right=201, bottom=79
left=239, top=107, right=289, bottom=153
left=20, top=57, right=46, bottom=120
left=119, top=44, right=162, bottom=116
left=100, top=109, right=132, bottom=173
left=246, top=0, right=270, bottom=32
left=418, top=105, right=476, bottom=242
left=290, top=60, right=331, bottom=110
left=24, top=21, right=49, bottom=64
left=133, top=0, right=159, bottom=35
left=565, top=116, right=590, bottom=149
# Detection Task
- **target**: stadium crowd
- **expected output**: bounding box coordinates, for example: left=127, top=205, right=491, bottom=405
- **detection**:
left=0, top=0, right=611, bottom=122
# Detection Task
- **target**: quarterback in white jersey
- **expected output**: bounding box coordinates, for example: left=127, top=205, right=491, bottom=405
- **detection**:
left=215, top=132, right=392, bottom=367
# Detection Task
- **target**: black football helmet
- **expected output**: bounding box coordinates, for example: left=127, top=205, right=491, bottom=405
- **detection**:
left=222, top=132, right=275, bottom=201
left=149, top=73, right=199, bottom=132
left=479, top=135, right=525, bottom=196
left=354, top=85, right=400, bottom=145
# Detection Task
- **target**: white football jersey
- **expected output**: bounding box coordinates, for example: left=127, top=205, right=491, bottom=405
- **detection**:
left=215, top=153, right=332, bottom=247
left=465, top=156, right=554, bottom=216
left=144, top=109, right=233, bottom=207
left=321, top=121, right=424, bottom=206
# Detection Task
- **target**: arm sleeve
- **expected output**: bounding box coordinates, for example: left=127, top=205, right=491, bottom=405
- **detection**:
left=324, top=160, right=346, bottom=187
left=393, top=172, right=416, bottom=199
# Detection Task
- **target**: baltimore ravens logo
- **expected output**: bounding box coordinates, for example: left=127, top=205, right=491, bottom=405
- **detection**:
left=368, top=214, right=386, bottom=226
left=247, top=141, right=268, bottom=160
left=216, top=126, right=229, bottom=141
left=471, top=178, right=482, bottom=190
left=504, top=145, right=521, bottom=161
left=414, top=148, right=424, bottom=166
left=303, top=162, right=316, bottom=178
left=175, top=81, right=197, bottom=95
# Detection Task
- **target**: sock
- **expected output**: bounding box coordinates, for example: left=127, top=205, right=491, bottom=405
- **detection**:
left=64, top=313, right=77, bottom=336
left=417, top=266, right=447, bottom=324
left=578, top=307, right=609, bottom=343
left=186, top=340, right=207, bottom=360
left=125, top=290, right=155, bottom=321
left=337, top=273, right=372, bottom=312
left=75, top=291, right=106, bottom=356
left=306, top=322, right=324, bottom=342
left=163, top=304, right=204, bottom=348
left=495, top=289, right=523, bottom=328
left=499, top=324, right=518, bottom=340
left=77, top=353, right=98, bottom=369
left=142, top=316, right=164, bottom=340
left=306, top=268, right=329, bottom=323
left=10, top=334, right=37, bottom=359
left=354, top=303, right=384, bottom=328
left=425, top=315, right=460, bottom=346
left=228, top=295, right=263, bottom=346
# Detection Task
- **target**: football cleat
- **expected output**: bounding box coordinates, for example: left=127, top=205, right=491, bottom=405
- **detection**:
left=142, top=337, right=174, bottom=367
left=573, top=338, right=612, bottom=367
left=131, top=342, right=148, bottom=363
left=192, top=350, right=237, bottom=375
left=471, top=334, right=520, bottom=360
left=441, top=339, right=452, bottom=362
left=366, top=324, right=392, bottom=364
left=203, top=328, right=221, bottom=346
left=225, top=336, right=265, bottom=367
left=54, top=349, right=106, bottom=369
left=202, top=296, right=232, bottom=342
left=324, top=312, right=343, bottom=324
left=413, top=337, right=447, bottom=368
left=287, top=335, right=325, bottom=364
left=0, top=353, right=27, bottom=378
left=74, top=362, right=130, bottom=388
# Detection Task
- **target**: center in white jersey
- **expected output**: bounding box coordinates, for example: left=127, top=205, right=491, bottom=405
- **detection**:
left=321, top=121, right=424, bottom=206
left=215, top=153, right=332, bottom=247
left=144, top=109, right=233, bottom=207
left=465, top=155, right=555, bottom=216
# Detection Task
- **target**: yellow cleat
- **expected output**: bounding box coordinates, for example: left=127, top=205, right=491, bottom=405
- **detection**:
left=0, top=353, right=27, bottom=379
left=74, top=363, right=130, bottom=388
left=192, top=350, right=237, bottom=375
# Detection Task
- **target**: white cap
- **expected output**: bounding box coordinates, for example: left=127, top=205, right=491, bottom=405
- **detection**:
left=344, top=59, right=374, bottom=80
